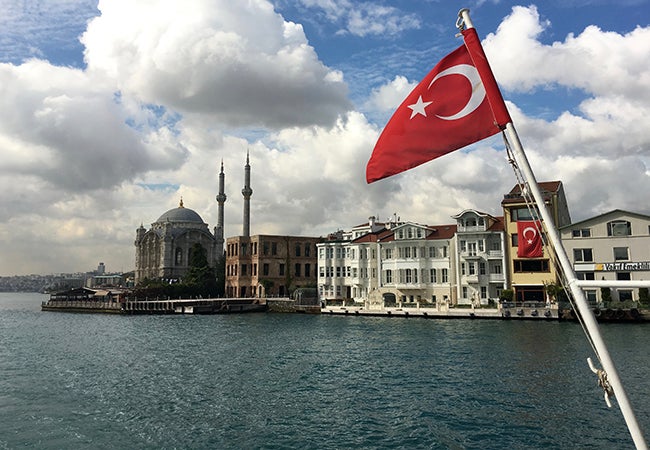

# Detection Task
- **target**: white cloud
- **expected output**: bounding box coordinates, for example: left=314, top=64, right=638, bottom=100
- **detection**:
left=294, top=0, right=420, bottom=36
left=81, top=0, right=350, bottom=129
left=1, top=2, right=649, bottom=276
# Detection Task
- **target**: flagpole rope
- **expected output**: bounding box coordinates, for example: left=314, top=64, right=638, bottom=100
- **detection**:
left=502, top=132, right=602, bottom=358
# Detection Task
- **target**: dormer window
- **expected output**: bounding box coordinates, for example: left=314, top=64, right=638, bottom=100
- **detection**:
left=607, top=220, right=631, bottom=236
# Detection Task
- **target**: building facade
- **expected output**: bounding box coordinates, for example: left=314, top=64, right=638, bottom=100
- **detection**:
left=560, top=209, right=650, bottom=304
left=501, top=181, right=571, bottom=303
left=134, top=200, right=219, bottom=285
left=225, top=235, right=322, bottom=298
left=317, top=217, right=459, bottom=307
left=452, top=210, right=508, bottom=306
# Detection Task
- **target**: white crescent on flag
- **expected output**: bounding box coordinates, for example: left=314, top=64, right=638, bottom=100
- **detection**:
left=523, top=226, right=537, bottom=244
left=428, top=64, right=486, bottom=121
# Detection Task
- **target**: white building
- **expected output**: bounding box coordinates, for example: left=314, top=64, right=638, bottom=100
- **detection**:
left=317, top=216, right=458, bottom=307
left=560, top=209, right=650, bottom=304
left=452, top=210, right=508, bottom=306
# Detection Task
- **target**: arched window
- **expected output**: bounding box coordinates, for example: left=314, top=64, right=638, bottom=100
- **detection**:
left=175, top=248, right=183, bottom=265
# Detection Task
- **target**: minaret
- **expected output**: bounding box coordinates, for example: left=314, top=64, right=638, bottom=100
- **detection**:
left=215, top=160, right=227, bottom=254
left=241, top=150, right=253, bottom=237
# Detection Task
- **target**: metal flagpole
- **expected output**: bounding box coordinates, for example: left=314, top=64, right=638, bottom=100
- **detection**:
left=458, top=9, right=647, bottom=450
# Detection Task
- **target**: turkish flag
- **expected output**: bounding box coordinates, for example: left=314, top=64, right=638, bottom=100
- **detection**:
left=366, top=28, right=511, bottom=183
left=517, top=221, right=543, bottom=258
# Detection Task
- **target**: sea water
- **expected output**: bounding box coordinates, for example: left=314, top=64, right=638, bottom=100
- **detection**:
left=1, top=292, right=648, bottom=449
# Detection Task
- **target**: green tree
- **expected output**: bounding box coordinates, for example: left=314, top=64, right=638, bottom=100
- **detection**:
left=184, top=243, right=217, bottom=297
left=601, top=287, right=612, bottom=305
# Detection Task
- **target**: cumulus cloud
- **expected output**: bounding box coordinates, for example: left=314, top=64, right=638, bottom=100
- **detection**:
left=0, top=2, right=649, bottom=276
left=81, top=0, right=350, bottom=129
left=0, top=60, right=187, bottom=192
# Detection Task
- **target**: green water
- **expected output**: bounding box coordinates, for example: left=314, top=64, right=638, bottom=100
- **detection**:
left=1, top=292, right=648, bottom=449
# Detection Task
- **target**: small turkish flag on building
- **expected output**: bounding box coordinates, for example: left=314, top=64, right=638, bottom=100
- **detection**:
left=366, top=28, right=511, bottom=183
left=517, top=221, right=543, bottom=258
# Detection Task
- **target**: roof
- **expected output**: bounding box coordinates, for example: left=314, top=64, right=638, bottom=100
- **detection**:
left=559, top=209, right=650, bottom=230
left=501, top=181, right=563, bottom=205
left=156, top=206, right=205, bottom=224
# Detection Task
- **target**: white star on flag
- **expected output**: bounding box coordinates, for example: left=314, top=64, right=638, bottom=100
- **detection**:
left=407, top=95, right=432, bottom=119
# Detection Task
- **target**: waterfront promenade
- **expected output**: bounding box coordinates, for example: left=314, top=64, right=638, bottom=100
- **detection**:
left=322, top=303, right=558, bottom=320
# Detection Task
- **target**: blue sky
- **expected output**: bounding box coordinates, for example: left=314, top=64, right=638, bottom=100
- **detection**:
left=0, top=0, right=648, bottom=275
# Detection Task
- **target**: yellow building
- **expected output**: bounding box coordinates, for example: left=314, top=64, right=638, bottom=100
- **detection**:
left=501, top=181, right=572, bottom=303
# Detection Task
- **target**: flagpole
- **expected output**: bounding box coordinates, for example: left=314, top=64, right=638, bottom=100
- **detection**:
left=458, top=9, right=647, bottom=449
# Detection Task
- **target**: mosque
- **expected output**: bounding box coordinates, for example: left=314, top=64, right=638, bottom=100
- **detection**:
left=134, top=160, right=229, bottom=285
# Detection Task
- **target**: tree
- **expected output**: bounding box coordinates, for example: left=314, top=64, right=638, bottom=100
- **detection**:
left=601, top=287, right=612, bottom=305
left=184, top=243, right=217, bottom=297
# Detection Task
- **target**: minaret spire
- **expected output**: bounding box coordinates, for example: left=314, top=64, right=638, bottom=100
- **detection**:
left=241, top=150, right=253, bottom=237
left=215, top=159, right=227, bottom=254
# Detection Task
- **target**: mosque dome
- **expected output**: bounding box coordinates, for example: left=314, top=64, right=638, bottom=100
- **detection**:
left=155, top=198, right=205, bottom=224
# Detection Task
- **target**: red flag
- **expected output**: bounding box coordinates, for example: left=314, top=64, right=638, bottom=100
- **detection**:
left=517, top=221, right=543, bottom=258
left=366, top=28, right=511, bottom=183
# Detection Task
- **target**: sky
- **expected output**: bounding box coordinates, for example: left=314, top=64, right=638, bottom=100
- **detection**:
left=0, top=0, right=649, bottom=276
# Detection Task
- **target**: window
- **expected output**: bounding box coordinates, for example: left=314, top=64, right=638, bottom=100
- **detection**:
left=175, top=248, right=183, bottom=265
left=492, top=263, right=502, bottom=274
left=479, top=262, right=486, bottom=275
left=481, top=286, right=487, bottom=298
left=241, top=264, right=247, bottom=275
left=442, top=269, right=448, bottom=283
left=512, top=207, right=538, bottom=221
left=430, top=269, right=437, bottom=283
left=305, top=264, right=311, bottom=277
left=461, top=263, right=466, bottom=275
left=272, top=242, right=277, bottom=255
left=462, top=287, right=468, bottom=298
left=405, top=269, right=412, bottom=283
left=385, top=248, right=393, bottom=259
left=385, top=270, right=392, bottom=283
left=608, top=220, right=631, bottom=237
left=619, top=290, right=633, bottom=301
left=468, top=263, right=476, bottom=275
left=295, top=244, right=301, bottom=257
left=428, top=247, right=435, bottom=258
left=573, top=248, right=594, bottom=262
left=585, top=290, right=597, bottom=302
left=514, top=259, right=550, bottom=272
left=295, top=264, right=301, bottom=277
left=511, top=234, right=519, bottom=247
left=263, top=263, right=270, bottom=276
left=613, top=247, right=629, bottom=261
left=263, top=242, right=269, bottom=255
left=304, top=244, right=311, bottom=257
left=279, top=264, right=285, bottom=276
left=616, top=272, right=631, bottom=281
left=572, top=228, right=591, bottom=238
left=577, top=272, right=595, bottom=280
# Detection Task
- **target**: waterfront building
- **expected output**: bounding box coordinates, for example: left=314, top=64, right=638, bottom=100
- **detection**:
left=376, top=221, right=457, bottom=307
left=134, top=199, right=220, bottom=285
left=452, top=210, right=508, bottom=306
left=560, top=209, right=650, bottom=303
left=225, top=235, right=321, bottom=297
left=317, top=216, right=392, bottom=304
left=317, top=216, right=458, bottom=307
left=501, top=181, right=572, bottom=303
left=134, top=161, right=227, bottom=286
